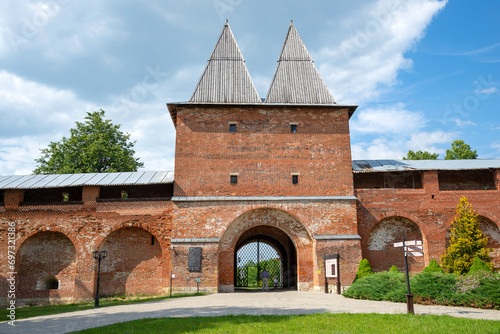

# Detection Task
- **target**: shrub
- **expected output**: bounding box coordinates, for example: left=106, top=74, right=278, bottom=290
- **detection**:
left=468, top=257, right=493, bottom=275
left=423, top=259, right=443, bottom=273
left=411, top=272, right=457, bottom=303
left=389, top=265, right=400, bottom=273
left=344, top=271, right=406, bottom=302
left=354, top=259, right=374, bottom=282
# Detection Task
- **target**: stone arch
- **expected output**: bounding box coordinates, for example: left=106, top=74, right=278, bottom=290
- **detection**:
left=218, top=207, right=314, bottom=292
left=16, top=231, right=77, bottom=300
left=94, top=221, right=170, bottom=253
left=366, top=216, right=425, bottom=273
left=234, top=225, right=297, bottom=289
left=96, top=226, right=164, bottom=296
left=16, top=226, right=82, bottom=256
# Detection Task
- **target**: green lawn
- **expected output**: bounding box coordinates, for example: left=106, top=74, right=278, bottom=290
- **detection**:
left=0, top=293, right=204, bottom=320
left=74, top=313, right=500, bottom=334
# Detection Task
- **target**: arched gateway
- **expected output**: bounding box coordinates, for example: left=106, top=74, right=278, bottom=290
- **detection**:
left=218, top=208, right=312, bottom=292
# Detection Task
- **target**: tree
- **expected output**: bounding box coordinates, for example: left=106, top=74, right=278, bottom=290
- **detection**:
left=422, top=259, right=443, bottom=273
left=34, top=110, right=144, bottom=174
left=444, top=140, right=478, bottom=160
left=403, top=150, right=439, bottom=160
left=354, top=258, right=374, bottom=281
left=441, top=197, right=492, bottom=274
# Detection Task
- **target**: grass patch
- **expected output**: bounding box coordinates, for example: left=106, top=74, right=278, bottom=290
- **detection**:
left=344, top=270, right=500, bottom=309
left=0, top=293, right=204, bottom=320
left=74, top=313, right=500, bottom=334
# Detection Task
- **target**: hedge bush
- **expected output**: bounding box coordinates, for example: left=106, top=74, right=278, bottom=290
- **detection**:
left=344, top=270, right=500, bottom=309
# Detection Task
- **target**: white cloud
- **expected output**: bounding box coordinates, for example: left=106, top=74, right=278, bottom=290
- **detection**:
left=406, top=130, right=457, bottom=153
left=452, top=119, right=476, bottom=128
left=316, top=0, right=447, bottom=104
left=351, top=138, right=406, bottom=160
left=474, top=87, right=497, bottom=95
left=351, top=104, right=426, bottom=134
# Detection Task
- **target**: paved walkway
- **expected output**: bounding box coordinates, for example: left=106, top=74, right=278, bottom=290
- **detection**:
left=2, top=291, right=499, bottom=333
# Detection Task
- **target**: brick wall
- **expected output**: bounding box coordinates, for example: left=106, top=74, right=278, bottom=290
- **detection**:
left=356, top=170, right=500, bottom=273
left=0, top=201, right=173, bottom=306
left=173, top=105, right=354, bottom=197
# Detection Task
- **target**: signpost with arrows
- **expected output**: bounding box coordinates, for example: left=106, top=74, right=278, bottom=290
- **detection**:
left=394, top=238, right=423, bottom=314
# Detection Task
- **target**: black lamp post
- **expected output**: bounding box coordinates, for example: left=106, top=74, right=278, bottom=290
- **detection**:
left=93, top=250, right=108, bottom=307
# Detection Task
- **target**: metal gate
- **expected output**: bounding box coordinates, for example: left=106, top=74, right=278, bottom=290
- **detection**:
left=235, top=236, right=286, bottom=289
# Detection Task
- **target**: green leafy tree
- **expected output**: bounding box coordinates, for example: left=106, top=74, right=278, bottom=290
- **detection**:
left=444, top=140, right=478, bottom=160
left=34, top=110, right=143, bottom=174
left=354, top=258, right=374, bottom=282
left=441, top=197, right=492, bottom=274
left=403, top=150, right=439, bottom=160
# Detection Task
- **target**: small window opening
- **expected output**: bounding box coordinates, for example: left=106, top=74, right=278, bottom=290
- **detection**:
left=291, top=124, right=297, bottom=133
left=292, top=175, right=299, bottom=184
left=230, top=175, right=238, bottom=184
left=121, top=190, right=128, bottom=199
left=151, top=235, right=155, bottom=245
left=62, top=192, right=69, bottom=202
left=229, top=124, right=236, bottom=132
left=38, top=276, right=59, bottom=290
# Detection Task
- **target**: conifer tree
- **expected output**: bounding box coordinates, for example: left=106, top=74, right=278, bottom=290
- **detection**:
left=354, top=258, right=374, bottom=281
left=441, top=197, right=492, bottom=274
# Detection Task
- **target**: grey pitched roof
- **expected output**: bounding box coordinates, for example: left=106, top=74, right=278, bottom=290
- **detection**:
left=0, top=171, right=174, bottom=189
left=265, top=22, right=335, bottom=104
left=352, top=159, right=500, bottom=173
left=189, top=21, right=261, bottom=103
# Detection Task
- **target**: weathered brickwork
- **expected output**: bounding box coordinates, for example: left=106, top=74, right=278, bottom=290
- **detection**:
left=356, top=170, right=500, bottom=274
left=0, top=199, right=173, bottom=306
left=172, top=105, right=354, bottom=197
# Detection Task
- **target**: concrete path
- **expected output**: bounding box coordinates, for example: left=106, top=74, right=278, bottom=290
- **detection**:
left=2, top=291, right=499, bottom=333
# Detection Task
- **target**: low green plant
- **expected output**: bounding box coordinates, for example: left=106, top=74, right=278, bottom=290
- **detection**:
left=344, top=269, right=500, bottom=309
left=388, top=265, right=400, bottom=273
left=343, top=271, right=406, bottom=302
left=423, top=259, right=444, bottom=273
left=468, top=257, right=493, bottom=275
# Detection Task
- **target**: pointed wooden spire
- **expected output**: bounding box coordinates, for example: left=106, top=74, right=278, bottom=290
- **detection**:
left=189, top=21, right=261, bottom=103
left=265, top=22, right=335, bottom=104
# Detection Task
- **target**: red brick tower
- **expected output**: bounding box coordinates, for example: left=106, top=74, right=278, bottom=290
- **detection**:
left=167, top=21, right=361, bottom=293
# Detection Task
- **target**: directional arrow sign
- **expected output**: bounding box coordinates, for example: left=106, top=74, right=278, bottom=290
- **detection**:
left=405, top=240, right=422, bottom=246
left=405, top=252, right=424, bottom=257
left=405, top=246, right=423, bottom=252
left=394, top=240, right=422, bottom=248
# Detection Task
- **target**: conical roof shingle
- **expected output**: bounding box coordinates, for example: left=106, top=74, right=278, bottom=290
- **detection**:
left=189, top=21, right=261, bottom=103
left=265, top=22, right=335, bottom=104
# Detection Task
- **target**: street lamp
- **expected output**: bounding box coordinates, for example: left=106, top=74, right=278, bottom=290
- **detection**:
left=93, top=250, right=108, bottom=307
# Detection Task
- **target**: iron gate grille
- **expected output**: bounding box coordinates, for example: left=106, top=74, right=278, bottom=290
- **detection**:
left=235, top=238, right=285, bottom=288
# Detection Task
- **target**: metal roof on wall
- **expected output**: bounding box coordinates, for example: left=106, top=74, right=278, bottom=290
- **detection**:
left=1, top=160, right=499, bottom=190
left=352, top=159, right=500, bottom=173
left=0, top=171, right=174, bottom=189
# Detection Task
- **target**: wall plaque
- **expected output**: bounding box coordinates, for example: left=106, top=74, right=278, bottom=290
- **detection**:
left=188, top=247, right=202, bottom=272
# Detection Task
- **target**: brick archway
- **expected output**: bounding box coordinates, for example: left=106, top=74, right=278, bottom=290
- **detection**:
left=16, top=231, right=77, bottom=301
left=366, top=216, right=425, bottom=273
left=234, top=225, right=297, bottom=290
left=218, top=208, right=314, bottom=292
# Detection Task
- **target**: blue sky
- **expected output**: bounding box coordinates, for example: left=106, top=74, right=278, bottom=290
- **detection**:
left=0, top=0, right=498, bottom=175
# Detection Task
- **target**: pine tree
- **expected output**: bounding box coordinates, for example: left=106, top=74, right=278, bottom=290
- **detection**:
left=441, top=197, right=492, bottom=274
left=354, top=258, right=374, bottom=281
